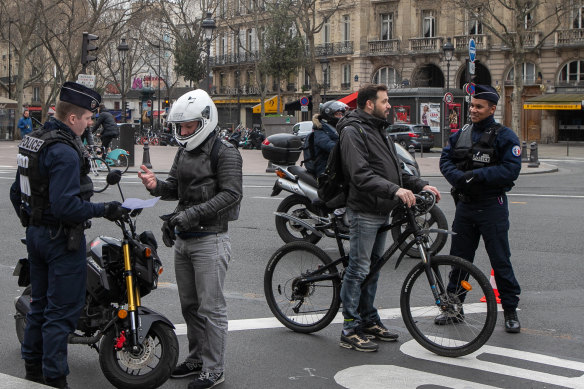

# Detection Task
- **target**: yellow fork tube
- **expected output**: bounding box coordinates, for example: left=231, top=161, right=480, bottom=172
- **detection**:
left=122, top=242, right=139, bottom=311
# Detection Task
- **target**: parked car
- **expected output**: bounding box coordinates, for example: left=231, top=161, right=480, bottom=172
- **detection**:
left=291, top=121, right=313, bottom=140
left=386, top=123, right=434, bottom=151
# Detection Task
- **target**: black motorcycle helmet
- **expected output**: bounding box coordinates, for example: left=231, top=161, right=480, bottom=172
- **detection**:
left=320, top=100, right=349, bottom=127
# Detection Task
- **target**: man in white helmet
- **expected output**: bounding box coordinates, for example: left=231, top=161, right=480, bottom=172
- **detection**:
left=139, top=89, right=242, bottom=389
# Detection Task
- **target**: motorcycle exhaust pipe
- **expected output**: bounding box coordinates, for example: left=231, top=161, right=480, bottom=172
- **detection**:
left=68, top=331, right=103, bottom=345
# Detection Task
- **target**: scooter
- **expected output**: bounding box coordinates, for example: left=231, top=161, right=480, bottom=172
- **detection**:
left=269, top=162, right=448, bottom=258
left=13, top=170, right=178, bottom=389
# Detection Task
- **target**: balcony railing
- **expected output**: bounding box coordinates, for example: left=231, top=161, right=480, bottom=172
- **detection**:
left=368, top=39, right=400, bottom=55
left=314, top=41, right=354, bottom=56
left=453, top=34, right=488, bottom=51
left=210, top=51, right=259, bottom=66
left=555, top=28, right=584, bottom=47
left=502, top=31, right=542, bottom=48
left=286, top=83, right=296, bottom=92
left=409, top=37, right=443, bottom=53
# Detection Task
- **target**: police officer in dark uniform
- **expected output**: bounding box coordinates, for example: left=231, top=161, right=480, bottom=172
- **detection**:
left=439, top=84, right=522, bottom=333
left=10, top=82, right=127, bottom=388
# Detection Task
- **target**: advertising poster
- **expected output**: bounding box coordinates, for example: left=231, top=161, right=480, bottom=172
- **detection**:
left=420, top=103, right=441, bottom=133
left=393, top=105, right=410, bottom=124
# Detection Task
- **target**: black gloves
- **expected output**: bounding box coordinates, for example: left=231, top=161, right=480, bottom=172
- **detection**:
left=161, top=221, right=176, bottom=247
left=104, top=201, right=126, bottom=221
left=169, top=208, right=198, bottom=232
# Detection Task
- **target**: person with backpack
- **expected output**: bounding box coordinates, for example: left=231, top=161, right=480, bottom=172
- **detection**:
left=439, top=84, right=522, bottom=333
left=303, top=100, right=348, bottom=177
left=336, top=84, right=441, bottom=352
left=138, top=89, right=243, bottom=389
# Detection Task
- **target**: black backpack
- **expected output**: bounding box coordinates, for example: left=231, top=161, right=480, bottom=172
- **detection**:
left=301, top=131, right=316, bottom=174
left=316, top=122, right=365, bottom=207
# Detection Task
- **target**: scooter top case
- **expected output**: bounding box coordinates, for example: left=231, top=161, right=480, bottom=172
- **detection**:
left=261, top=133, right=303, bottom=165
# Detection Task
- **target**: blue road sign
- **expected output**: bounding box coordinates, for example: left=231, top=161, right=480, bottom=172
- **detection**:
left=469, top=39, right=476, bottom=62
left=300, top=96, right=309, bottom=106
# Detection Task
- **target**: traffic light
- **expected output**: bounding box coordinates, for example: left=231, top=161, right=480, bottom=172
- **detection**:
left=163, top=99, right=169, bottom=108
left=81, top=32, right=99, bottom=67
left=124, top=102, right=129, bottom=111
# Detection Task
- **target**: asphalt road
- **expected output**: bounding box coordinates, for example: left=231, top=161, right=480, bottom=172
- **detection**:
left=0, top=158, right=583, bottom=388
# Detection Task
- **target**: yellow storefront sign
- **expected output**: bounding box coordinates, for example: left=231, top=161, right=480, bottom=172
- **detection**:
left=523, top=103, right=581, bottom=110
left=213, top=97, right=261, bottom=104
left=252, top=95, right=282, bottom=114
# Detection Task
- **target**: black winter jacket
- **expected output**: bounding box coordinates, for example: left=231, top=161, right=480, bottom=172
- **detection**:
left=92, top=111, right=119, bottom=139
left=338, top=109, right=428, bottom=214
left=149, top=133, right=243, bottom=233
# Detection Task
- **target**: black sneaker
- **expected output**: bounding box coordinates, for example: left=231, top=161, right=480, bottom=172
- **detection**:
left=24, top=360, right=44, bottom=384
left=434, top=307, right=465, bottom=325
left=504, top=310, right=521, bottom=333
left=171, top=360, right=203, bottom=378
left=362, top=321, right=399, bottom=341
left=188, top=372, right=225, bottom=389
left=339, top=328, right=379, bottom=352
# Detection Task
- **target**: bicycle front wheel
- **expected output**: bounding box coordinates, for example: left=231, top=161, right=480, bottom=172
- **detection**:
left=90, top=157, right=111, bottom=193
left=264, top=241, right=341, bottom=333
left=400, top=255, right=497, bottom=357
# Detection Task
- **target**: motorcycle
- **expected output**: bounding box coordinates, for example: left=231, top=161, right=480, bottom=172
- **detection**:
left=13, top=170, right=178, bottom=389
left=266, top=150, right=448, bottom=258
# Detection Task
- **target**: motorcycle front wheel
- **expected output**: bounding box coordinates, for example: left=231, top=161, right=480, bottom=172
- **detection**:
left=275, top=194, right=325, bottom=244
left=99, top=322, right=178, bottom=389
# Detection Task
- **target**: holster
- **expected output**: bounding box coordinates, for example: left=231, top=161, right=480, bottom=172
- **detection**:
left=450, top=187, right=460, bottom=206
left=66, top=223, right=85, bottom=251
left=19, top=205, right=30, bottom=228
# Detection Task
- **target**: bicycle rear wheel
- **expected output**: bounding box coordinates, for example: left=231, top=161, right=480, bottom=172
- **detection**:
left=264, top=241, right=341, bottom=333
left=90, top=157, right=111, bottom=193
left=114, top=153, right=129, bottom=174
left=400, top=255, right=497, bottom=357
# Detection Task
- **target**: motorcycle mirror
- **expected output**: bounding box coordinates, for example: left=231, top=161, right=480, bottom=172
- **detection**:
left=106, top=170, right=123, bottom=185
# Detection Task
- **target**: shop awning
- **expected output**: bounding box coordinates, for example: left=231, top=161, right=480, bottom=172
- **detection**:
left=252, top=95, right=282, bottom=114
left=523, top=94, right=584, bottom=110
left=338, top=91, right=358, bottom=109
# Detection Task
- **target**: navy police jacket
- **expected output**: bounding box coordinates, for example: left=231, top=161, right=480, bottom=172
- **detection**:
left=440, top=115, right=522, bottom=197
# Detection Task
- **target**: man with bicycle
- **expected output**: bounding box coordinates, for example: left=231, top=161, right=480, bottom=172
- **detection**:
left=91, top=104, right=119, bottom=151
left=337, top=84, right=441, bottom=352
left=439, top=84, right=522, bottom=333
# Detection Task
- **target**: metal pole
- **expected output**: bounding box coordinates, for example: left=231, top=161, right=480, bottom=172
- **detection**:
left=8, top=19, right=12, bottom=100
left=447, top=60, right=450, bottom=91
left=206, top=39, right=211, bottom=93
left=121, top=59, right=126, bottom=123
left=157, top=43, right=161, bottom=131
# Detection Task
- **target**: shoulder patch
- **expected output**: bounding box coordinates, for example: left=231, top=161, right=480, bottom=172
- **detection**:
left=512, top=145, right=521, bottom=157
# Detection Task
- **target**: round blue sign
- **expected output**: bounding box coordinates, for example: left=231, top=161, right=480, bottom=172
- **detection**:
left=300, top=96, right=309, bottom=106
left=469, top=39, right=476, bottom=62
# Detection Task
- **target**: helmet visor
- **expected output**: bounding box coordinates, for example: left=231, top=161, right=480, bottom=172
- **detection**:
left=172, top=119, right=204, bottom=140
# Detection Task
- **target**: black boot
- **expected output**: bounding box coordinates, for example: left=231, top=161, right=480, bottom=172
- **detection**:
left=24, top=360, right=44, bottom=384
left=504, top=310, right=521, bottom=333
left=45, top=376, right=71, bottom=389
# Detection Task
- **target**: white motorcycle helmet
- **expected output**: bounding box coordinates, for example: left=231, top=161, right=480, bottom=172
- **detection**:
left=168, top=89, right=218, bottom=151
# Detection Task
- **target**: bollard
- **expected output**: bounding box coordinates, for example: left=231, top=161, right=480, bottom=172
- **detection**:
left=142, top=141, right=152, bottom=169
left=528, top=141, right=540, bottom=168
left=521, top=141, right=528, bottom=162
left=408, top=144, right=415, bottom=159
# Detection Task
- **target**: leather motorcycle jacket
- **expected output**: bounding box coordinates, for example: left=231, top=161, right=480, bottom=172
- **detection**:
left=150, top=132, right=243, bottom=234
left=17, top=119, right=93, bottom=226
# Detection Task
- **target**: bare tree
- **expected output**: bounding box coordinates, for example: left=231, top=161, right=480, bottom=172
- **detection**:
left=449, top=0, right=568, bottom=136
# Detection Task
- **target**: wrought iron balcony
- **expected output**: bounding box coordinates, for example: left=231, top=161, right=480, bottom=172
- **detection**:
left=286, top=83, right=296, bottom=92
left=409, top=37, right=443, bottom=53
left=555, top=28, right=584, bottom=47
left=368, top=39, right=400, bottom=55
left=453, top=34, right=488, bottom=51
left=314, top=41, right=354, bottom=56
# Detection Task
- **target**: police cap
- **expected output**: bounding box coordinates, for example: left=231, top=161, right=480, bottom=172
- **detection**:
left=473, top=85, right=499, bottom=105
left=59, top=82, right=101, bottom=112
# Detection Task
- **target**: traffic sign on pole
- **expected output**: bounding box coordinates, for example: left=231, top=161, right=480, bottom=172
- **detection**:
left=300, top=96, right=309, bottom=106
left=469, top=38, right=476, bottom=63
left=443, top=92, right=454, bottom=104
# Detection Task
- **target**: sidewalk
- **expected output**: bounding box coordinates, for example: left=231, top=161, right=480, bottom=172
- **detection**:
left=2, top=140, right=583, bottom=176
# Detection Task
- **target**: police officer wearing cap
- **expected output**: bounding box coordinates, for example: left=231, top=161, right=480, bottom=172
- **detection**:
left=439, top=84, right=522, bottom=333
left=10, top=82, right=126, bottom=388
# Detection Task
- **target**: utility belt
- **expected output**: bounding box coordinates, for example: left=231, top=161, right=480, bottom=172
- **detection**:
left=450, top=188, right=504, bottom=204
left=26, top=218, right=91, bottom=251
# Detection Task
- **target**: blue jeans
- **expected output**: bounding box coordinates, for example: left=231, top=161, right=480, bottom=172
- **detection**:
left=174, top=233, right=231, bottom=374
left=340, top=209, right=390, bottom=330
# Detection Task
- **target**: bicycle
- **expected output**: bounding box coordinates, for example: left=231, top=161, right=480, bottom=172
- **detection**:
left=87, top=152, right=110, bottom=193
left=264, top=191, right=497, bottom=357
left=87, top=145, right=130, bottom=174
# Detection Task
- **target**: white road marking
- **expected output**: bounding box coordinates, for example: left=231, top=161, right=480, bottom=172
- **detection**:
left=508, top=193, right=584, bottom=199
left=335, top=365, right=500, bottom=389
left=400, top=339, right=584, bottom=388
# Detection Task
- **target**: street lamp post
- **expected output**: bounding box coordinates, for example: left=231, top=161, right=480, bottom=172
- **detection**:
left=202, top=12, right=216, bottom=94
left=235, top=70, right=241, bottom=125
left=442, top=37, right=455, bottom=147
left=320, top=57, right=329, bottom=103
left=117, top=38, right=129, bottom=123
left=151, top=42, right=162, bottom=131
left=8, top=19, right=12, bottom=101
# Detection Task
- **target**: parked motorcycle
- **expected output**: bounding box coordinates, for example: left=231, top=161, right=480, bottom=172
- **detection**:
left=13, top=171, right=178, bottom=389
left=262, top=137, right=447, bottom=258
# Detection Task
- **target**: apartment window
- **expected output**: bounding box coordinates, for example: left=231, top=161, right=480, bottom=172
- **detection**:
left=342, top=15, right=350, bottom=42
left=219, top=0, right=226, bottom=18
left=220, top=34, right=227, bottom=56
left=422, top=10, right=436, bottom=38
left=33, top=87, right=40, bottom=102
left=573, top=1, right=584, bottom=28
left=507, top=62, right=542, bottom=84
left=559, top=60, right=584, bottom=82
left=342, top=64, right=351, bottom=89
left=381, top=13, right=393, bottom=40
left=323, top=19, right=330, bottom=44
left=304, top=71, right=311, bottom=88
left=247, top=29, right=253, bottom=52
left=322, top=63, right=330, bottom=86
left=373, top=67, right=398, bottom=86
